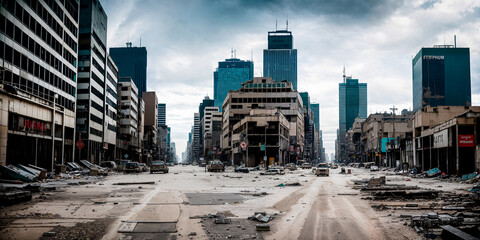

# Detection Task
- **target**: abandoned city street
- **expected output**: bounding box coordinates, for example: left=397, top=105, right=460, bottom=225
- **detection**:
left=1, top=165, right=478, bottom=240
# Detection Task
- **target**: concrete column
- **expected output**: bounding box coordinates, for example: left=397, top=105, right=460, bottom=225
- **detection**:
left=0, top=94, right=8, bottom=166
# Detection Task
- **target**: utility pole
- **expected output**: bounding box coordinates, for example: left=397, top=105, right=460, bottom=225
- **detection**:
left=390, top=106, right=398, bottom=168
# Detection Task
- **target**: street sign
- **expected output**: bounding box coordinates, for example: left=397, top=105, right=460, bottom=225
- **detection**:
left=260, top=144, right=265, bottom=151
left=76, top=140, right=85, bottom=149
left=240, top=141, right=247, bottom=150
left=124, top=154, right=129, bottom=159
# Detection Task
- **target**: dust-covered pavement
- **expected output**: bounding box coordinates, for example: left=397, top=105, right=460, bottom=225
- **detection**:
left=1, top=165, right=474, bottom=240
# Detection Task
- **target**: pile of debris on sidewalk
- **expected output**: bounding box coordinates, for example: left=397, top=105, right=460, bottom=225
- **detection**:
left=0, top=161, right=110, bottom=206
left=353, top=175, right=480, bottom=239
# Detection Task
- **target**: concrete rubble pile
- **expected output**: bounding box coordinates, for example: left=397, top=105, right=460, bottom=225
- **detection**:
left=353, top=175, right=480, bottom=239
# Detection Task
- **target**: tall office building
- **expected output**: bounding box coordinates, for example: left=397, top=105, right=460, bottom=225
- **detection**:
left=311, top=103, right=320, bottom=133
left=263, top=29, right=297, bottom=90
left=0, top=0, right=79, bottom=169
left=213, top=58, right=253, bottom=108
left=412, top=46, right=471, bottom=112
left=338, top=76, right=367, bottom=161
left=157, top=103, right=166, bottom=126
left=76, top=0, right=108, bottom=163
left=110, top=44, right=147, bottom=97
left=104, top=55, right=118, bottom=160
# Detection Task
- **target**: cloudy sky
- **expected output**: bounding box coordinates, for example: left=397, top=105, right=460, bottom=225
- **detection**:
left=101, top=0, right=480, bottom=159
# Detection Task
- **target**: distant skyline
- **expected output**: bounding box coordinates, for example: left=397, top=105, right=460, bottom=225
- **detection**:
left=102, top=0, right=480, bottom=157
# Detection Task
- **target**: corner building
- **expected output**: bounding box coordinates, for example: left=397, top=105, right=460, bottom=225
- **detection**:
left=0, top=0, right=79, bottom=170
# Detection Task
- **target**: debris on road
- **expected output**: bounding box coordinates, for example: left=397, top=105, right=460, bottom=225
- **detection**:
left=248, top=212, right=277, bottom=223
left=112, top=181, right=156, bottom=185
left=255, top=224, right=270, bottom=231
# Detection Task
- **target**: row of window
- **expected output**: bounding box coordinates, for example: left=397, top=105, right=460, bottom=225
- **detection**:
left=5, top=1, right=62, bottom=54
left=91, top=84, right=103, bottom=100
left=23, top=0, right=78, bottom=37
left=2, top=70, right=75, bottom=111
left=1, top=16, right=77, bottom=78
left=3, top=1, right=78, bottom=65
left=90, top=127, right=102, bottom=137
left=106, top=72, right=117, bottom=89
left=90, top=114, right=102, bottom=125
left=231, top=97, right=297, bottom=104
left=92, top=57, right=104, bottom=74
left=91, top=100, right=103, bottom=113
left=106, top=97, right=117, bottom=109
left=1, top=41, right=76, bottom=97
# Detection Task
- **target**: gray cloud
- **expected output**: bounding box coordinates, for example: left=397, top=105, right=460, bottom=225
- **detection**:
left=101, top=0, right=480, bottom=157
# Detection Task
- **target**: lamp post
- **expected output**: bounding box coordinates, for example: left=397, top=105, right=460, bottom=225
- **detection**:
left=51, top=94, right=58, bottom=171
left=264, top=123, right=268, bottom=170
left=390, top=106, right=397, bottom=168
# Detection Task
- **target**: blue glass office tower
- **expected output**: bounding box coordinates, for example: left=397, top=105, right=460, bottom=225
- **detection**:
left=412, top=46, right=471, bottom=112
left=311, top=104, right=320, bottom=133
left=110, top=44, right=147, bottom=97
left=213, top=58, right=254, bottom=108
left=338, top=77, right=367, bottom=161
left=263, top=30, right=297, bottom=90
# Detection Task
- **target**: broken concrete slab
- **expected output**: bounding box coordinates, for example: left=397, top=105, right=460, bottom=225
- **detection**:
left=256, top=224, right=270, bottom=231
left=113, top=182, right=156, bottom=185
left=185, top=193, right=245, bottom=205
left=440, top=225, right=480, bottom=240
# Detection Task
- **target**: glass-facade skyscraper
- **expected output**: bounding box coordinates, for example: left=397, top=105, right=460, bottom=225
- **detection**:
left=110, top=45, right=147, bottom=98
left=263, top=30, right=297, bottom=90
left=158, top=103, right=166, bottom=126
left=338, top=77, right=367, bottom=161
left=213, top=58, right=254, bottom=108
left=412, top=46, right=471, bottom=112
left=311, top=103, right=320, bottom=133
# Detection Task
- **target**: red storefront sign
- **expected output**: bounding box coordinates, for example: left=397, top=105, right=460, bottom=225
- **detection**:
left=458, top=135, right=475, bottom=147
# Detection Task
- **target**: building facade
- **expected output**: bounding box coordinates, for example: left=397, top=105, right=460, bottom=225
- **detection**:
left=157, top=103, right=165, bottom=126
left=103, top=55, right=118, bottom=161
left=338, top=76, right=367, bottom=162
left=0, top=0, right=79, bottom=169
left=222, top=77, right=304, bottom=166
left=110, top=43, right=147, bottom=98
left=142, top=91, right=157, bottom=163
left=76, top=0, right=108, bottom=164
left=116, top=77, right=141, bottom=161
left=412, top=46, right=471, bottom=112
left=263, top=30, right=297, bottom=90
left=213, top=58, right=253, bottom=109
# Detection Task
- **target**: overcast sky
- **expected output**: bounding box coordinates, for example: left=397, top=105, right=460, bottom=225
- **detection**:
left=101, top=0, right=480, bottom=159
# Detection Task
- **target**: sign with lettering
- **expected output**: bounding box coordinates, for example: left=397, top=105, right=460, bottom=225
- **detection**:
left=423, top=55, right=444, bottom=60
left=17, top=116, right=50, bottom=135
left=433, top=129, right=449, bottom=148
left=458, top=135, right=475, bottom=147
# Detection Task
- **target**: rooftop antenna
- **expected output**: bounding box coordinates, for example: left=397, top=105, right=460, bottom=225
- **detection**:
left=454, top=35, right=456, bottom=48
left=140, top=37, right=142, bottom=47
left=251, top=49, right=253, bottom=62
left=286, top=17, right=288, bottom=31
left=343, top=65, right=346, bottom=83
left=275, top=18, right=278, bottom=31
left=231, top=48, right=234, bottom=58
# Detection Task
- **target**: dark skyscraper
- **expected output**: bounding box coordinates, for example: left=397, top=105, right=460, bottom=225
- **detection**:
left=158, top=103, right=166, bottom=126
left=110, top=44, right=147, bottom=97
left=412, top=46, right=471, bottom=112
left=263, top=29, right=298, bottom=90
left=213, top=58, right=254, bottom=109
left=338, top=77, right=367, bottom=162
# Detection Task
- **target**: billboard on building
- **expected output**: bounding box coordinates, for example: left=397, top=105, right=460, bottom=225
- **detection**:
left=433, top=129, right=449, bottom=148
